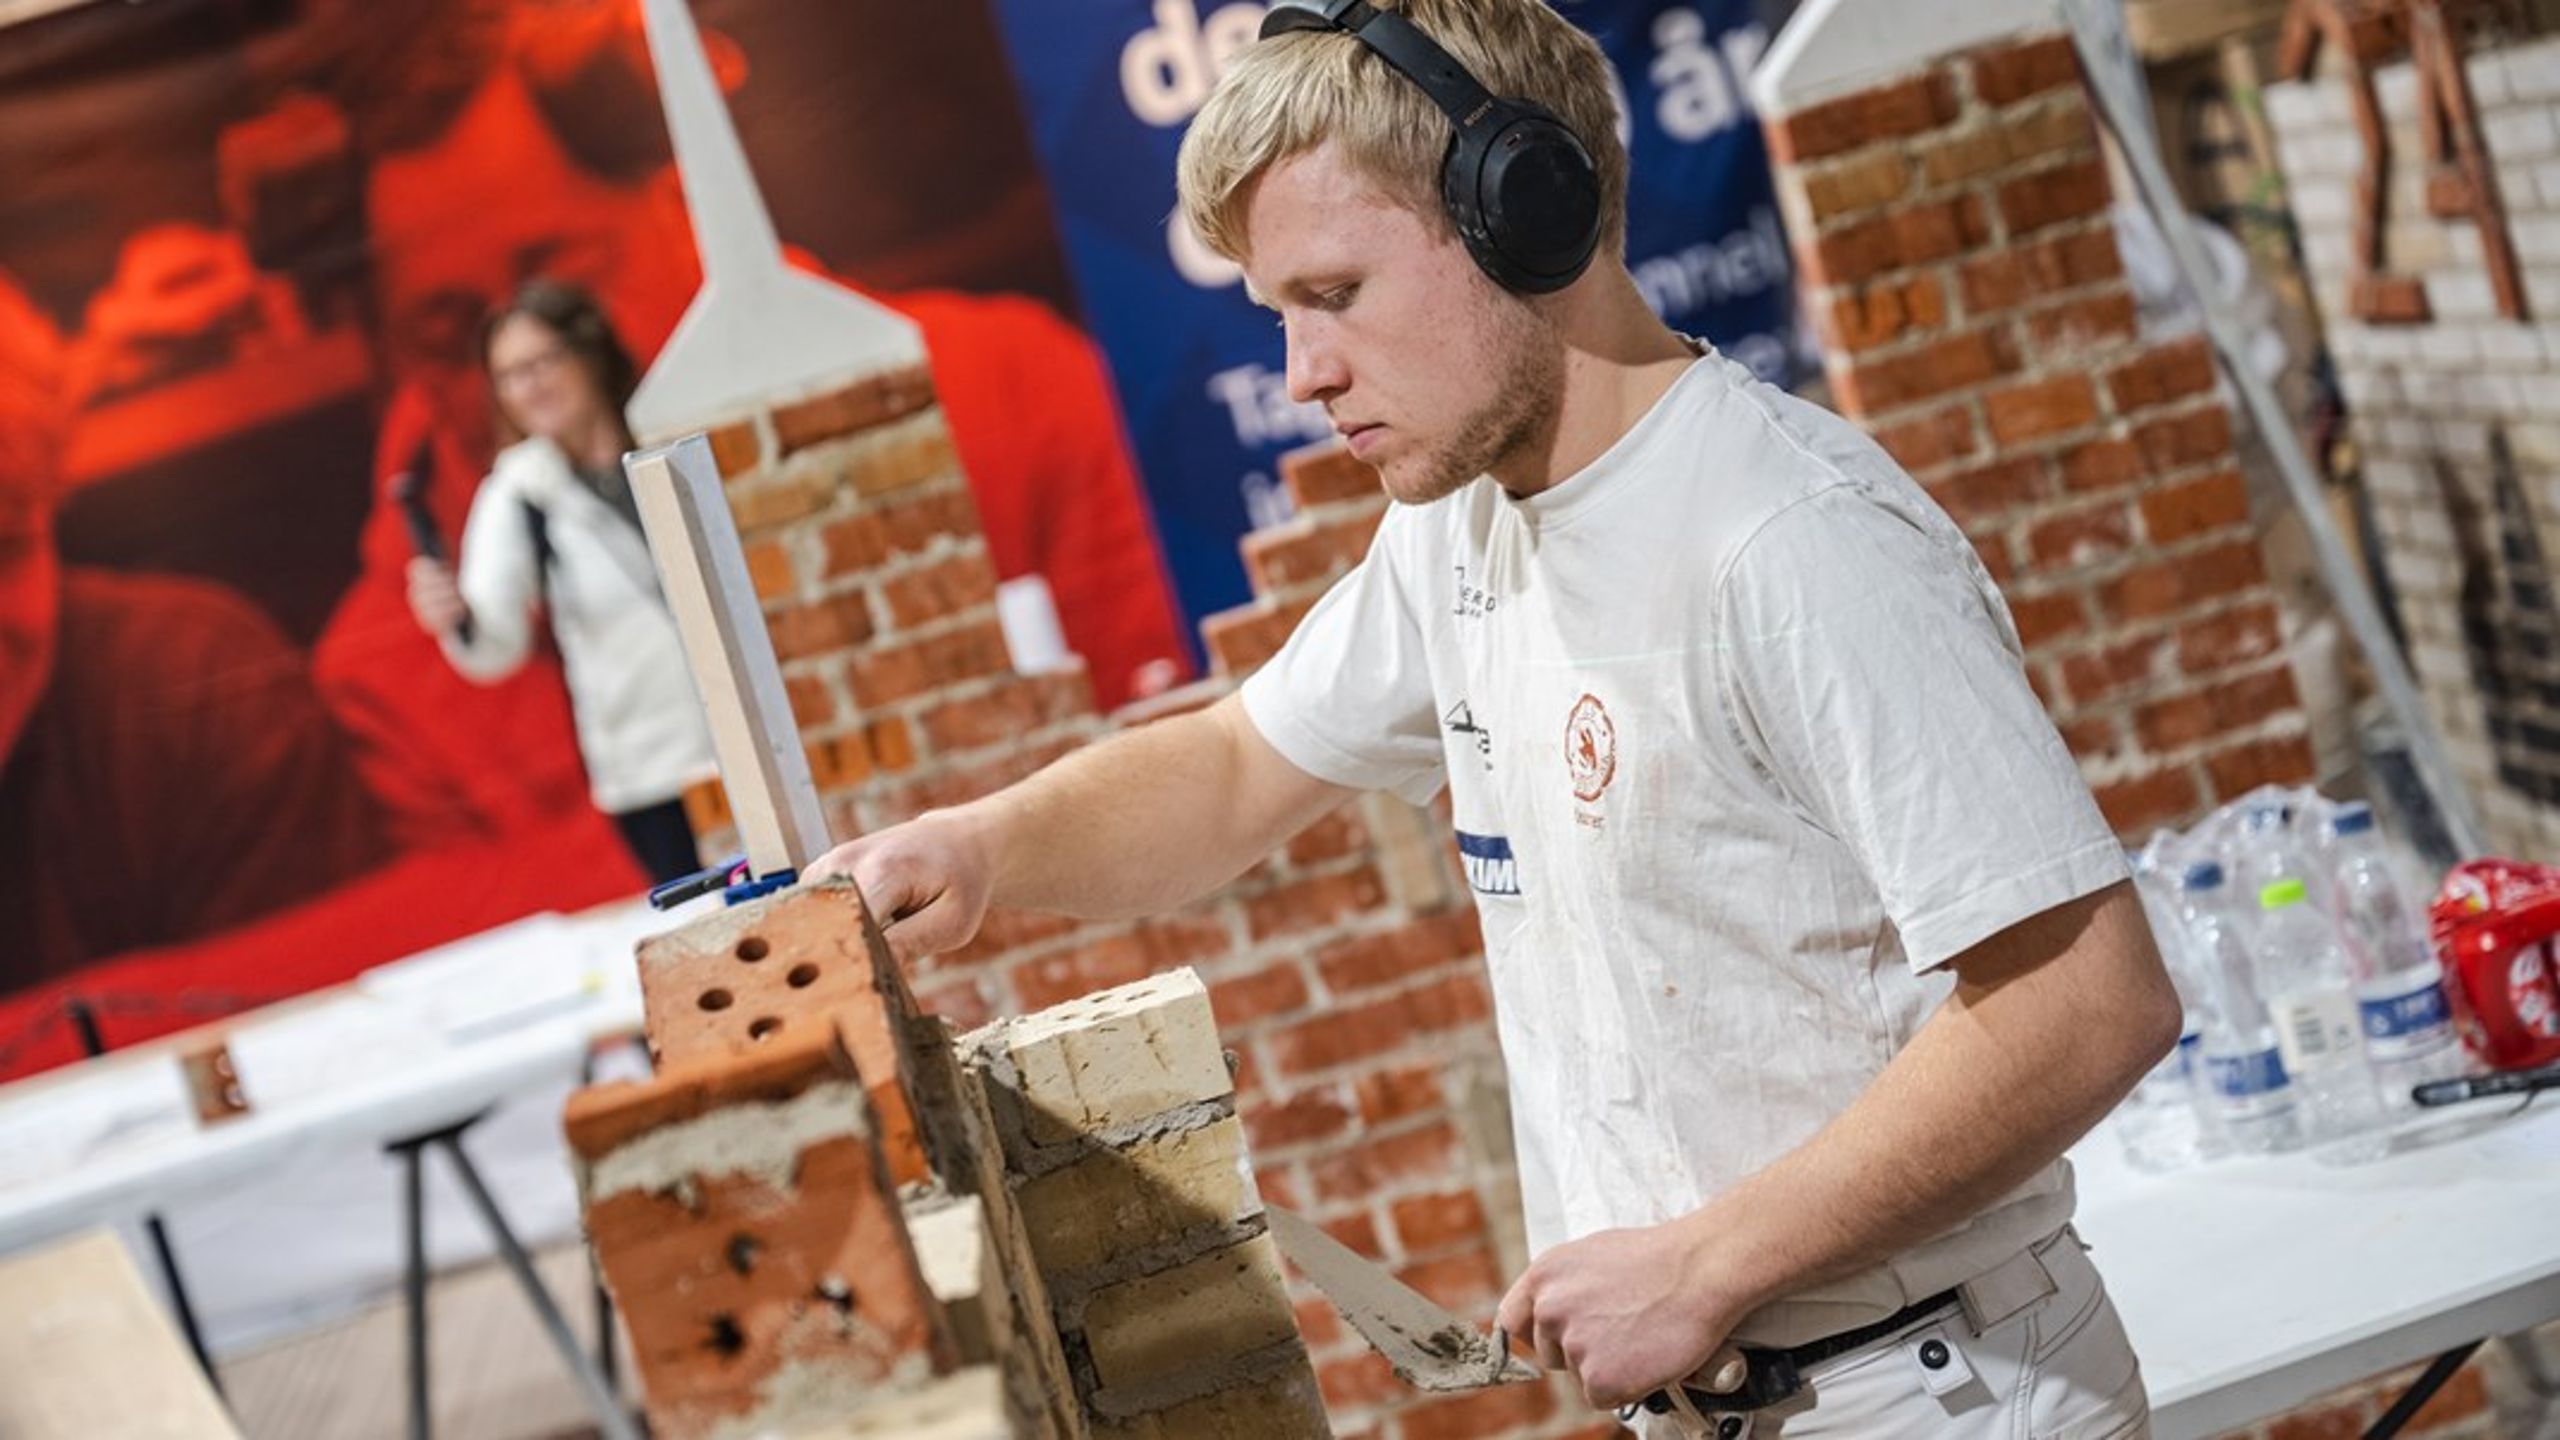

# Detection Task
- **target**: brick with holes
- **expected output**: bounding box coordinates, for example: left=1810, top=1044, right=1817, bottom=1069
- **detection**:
left=563, top=1017, right=956, bottom=1440
left=636, top=877, right=935, bottom=1186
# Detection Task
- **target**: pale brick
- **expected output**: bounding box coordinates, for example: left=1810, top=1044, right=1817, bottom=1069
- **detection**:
left=977, top=968, right=1232, bottom=1147
left=2260, top=81, right=2329, bottom=133
left=2486, top=107, right=2560, bottom=161
left=2376, top=63, right=2420, bottom=117
left=1015, top=1116, right=1261, bottom=1278
left=2429, top=272, right=2500, bottom=321
left=2287, top=178, right=2353, bottom=228
left=1080, top=1233, right=1300, bottom=1399
left=2515, top=216, right=2560, bottom=265
left=2465, top=51, right=2514, bottom=106
left=2509, top=43, right=2560, bottom=103
left=2478, top=326, right=2545, bottom=366
left=1093, top=1362, right=1330, bottom=1439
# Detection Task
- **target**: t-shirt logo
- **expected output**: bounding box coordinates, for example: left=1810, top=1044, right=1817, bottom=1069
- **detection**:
left=1565, top=693, right=1617, bottom=803
left=1456, top=831, right=1522, bottom=896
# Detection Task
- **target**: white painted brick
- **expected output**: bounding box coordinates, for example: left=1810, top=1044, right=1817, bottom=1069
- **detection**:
left=2291, top=179, right=2353, bottom=228
left=2365, top=327, right=2425, bottom=364
left=2384, top=547, right=2458, bottom=596
left=2536, top=162, right=2560, bottom=211
left=2363, top=456, right=2425, bottom=501
left=2334, top=364, right=2397, bottom=409
left=2432, top=416, right=2494, bottom=458
left=2507, top=43, right=2560, bottom=104
left=2377, top=414, right=2433, bottom=455
left=2514, top=423, right=2560, bottom=465
left=2263, top=82, right=2327, bottom=133
left=2467, top=53, right=2514, bottom=108
left=2487, top=108, right=2560, bottom=162
left=2516, top=216, right=2560, bottom=266
left=2430, top=272, right=2501, bottom=321
left=2442, top=224, right=2484, bottom=269
left=2478, top=326, right=2545, bottom=367
left=2417, top=330, right=2480, bottom=370
left=2533, top=271, right=2560, bottom=316
left=2377, top=64, right=2421, bottom=119
left=2390, top=220, right=2450, bottom=271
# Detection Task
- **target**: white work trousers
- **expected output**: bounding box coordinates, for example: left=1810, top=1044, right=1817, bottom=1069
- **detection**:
left=1636, top=1228, right=2151, bottom=1439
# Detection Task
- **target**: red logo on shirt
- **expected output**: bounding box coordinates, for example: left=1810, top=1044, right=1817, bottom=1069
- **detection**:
left=1565, top=693, right=1616, bottom=802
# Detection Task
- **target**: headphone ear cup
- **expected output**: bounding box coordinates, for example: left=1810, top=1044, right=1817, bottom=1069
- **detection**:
left=1473, top=111, right=1601, bottom=294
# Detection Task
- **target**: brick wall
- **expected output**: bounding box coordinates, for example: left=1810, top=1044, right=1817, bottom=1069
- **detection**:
left=2265, top=32, right=2560, bottom=860
left=1763, top=30, right=2320, bottom=838
left=648, top=377, right=1589, bottom=1438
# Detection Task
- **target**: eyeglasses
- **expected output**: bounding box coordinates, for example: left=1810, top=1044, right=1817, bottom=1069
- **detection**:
left=492, top=346, right=575, bottom=391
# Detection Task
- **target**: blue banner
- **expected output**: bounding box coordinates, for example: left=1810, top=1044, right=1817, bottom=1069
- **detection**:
left=987, top=0, right=1796, bottom=628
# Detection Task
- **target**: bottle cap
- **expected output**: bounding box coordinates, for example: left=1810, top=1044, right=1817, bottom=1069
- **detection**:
left=2329, top=802, right=2375, bottom=838
left=2259, top=877, right=2308, bottom=910
left=2182, top=861, right=2225, bottom=891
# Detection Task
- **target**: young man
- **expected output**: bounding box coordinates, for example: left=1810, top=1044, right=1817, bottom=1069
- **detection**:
left=810, top=1, right=2177, bottom=1431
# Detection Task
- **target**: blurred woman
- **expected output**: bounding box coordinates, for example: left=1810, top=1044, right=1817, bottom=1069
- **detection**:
left=406, top=278, right=711, bottom=883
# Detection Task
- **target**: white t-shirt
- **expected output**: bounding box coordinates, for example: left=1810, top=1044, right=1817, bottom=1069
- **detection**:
left=1241, top=350, right=2129, bottom=1345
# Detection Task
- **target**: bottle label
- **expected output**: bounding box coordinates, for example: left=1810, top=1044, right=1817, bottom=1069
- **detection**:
left=2208, top=1047, right=2289, bottom=1116
left=2359, top=979, right=2454, bottom=1063
left=2274, top=990, right=2363, bottom=1075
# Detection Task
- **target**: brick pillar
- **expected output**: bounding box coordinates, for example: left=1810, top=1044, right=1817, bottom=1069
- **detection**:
left=2266, top=32, right=2560, bottom=860
left=1763, top=32, right=2321, bottom=836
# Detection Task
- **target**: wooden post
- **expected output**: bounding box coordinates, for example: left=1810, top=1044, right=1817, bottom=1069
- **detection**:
left=625, top=434, right=832, bottom=879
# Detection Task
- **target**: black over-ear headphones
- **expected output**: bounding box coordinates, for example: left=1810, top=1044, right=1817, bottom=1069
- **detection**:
left=1258, top=0, right=1603, bottom=294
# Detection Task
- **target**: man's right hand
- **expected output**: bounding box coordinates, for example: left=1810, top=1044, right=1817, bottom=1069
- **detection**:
left=406, top=556, right=468, bottom=636
left=806, top=809, right=997, bottom=962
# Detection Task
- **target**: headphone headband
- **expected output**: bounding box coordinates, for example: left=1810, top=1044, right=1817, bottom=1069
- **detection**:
left=1253, top=0, right=1603, bottom=294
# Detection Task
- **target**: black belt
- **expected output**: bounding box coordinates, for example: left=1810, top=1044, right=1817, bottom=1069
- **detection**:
left=1623, top=1287, right=1963, bottom=1420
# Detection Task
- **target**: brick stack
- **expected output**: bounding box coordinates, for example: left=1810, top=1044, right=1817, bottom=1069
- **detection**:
left=2265, top=32, right=2560, bottom=860
left=660, top=354, right=1559, bottom=1436
left=1763, top=30, right=2320, bottom=837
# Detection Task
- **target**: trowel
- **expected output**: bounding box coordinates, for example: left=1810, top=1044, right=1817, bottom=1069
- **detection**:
left=1265, top=1203, right=1540, bottom=1392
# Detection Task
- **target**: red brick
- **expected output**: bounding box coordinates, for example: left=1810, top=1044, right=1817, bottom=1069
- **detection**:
left=2024, top=291, right=2141, bottom=352
left=2105, top=337, right=2218, bottom=412
left=2266, top=1392, right=2372, bottom=1440
left=707, top=419, right=763, bottom=480
left=1285, top=806, right=1370, bottom=866
left=847, top=619, right=1013, bottom=709
left=803, top=731, right=875, bottom=791
left=2027, top=500, right=2135, bottom=568
left=1316, top=911, right=1485, bottom=994
left=943, top=907, right=1082, bottom=970
left=2140, top=468, right=2251, bottom=544
left=771, top=365, right=936, bottom=455
left=1295, top=1295, right=1345, bottom=1353
left=1009, top=933, right=1154, bottom=1011
left=1244, top=513, right=1379, bottom=595
left=2206, top=734, right=2317, bottom=800
left=1266, top=973, right=1491, bottom=1079
left=1971, top=34, right=2082, bottom=106
left=1318, top=1350, right=1403, bottom=1412
left=1925, top=455, right=2046, bottom=524
left=2008, top=590, right=2089, bottom=650
left=1390, top=1190, right=1488, bottom=1255
left=1244, top=866, right=1391, bottom=943
left=916, top=976, right=994, bottom=1032
left=2350, top=273, right=2432, bottom=326
left=783, top=673, right=835, bottom=730
left=1802, top=149, right=1914, bottom=218
left=768, top=592, right=876, bottom=663
left=2060, top=632, right=2171, bottom=706
left=729, top=475, right=826, bottom=533
left=1873, top=403, right=1980, bottom=474
left=1998, top=158, right=2112, bottom=237
left=867, top=715, right=916, bottom=772
left=1972, top=531, right=2016, bottom=586
left=1398, top=1245, right=1504, bottom=1313
left=2177, top=600, right=2283, bottom=674
left=2093, top=767, right=2203, bottom=834
left=1355, top=1064, right=1444, bottom=1126
left=2059, top=714, right=2121, bottom=760
left=2134, top=667, right=2300, bottom=752
left=1808, top=196, right=1988, bottom=287
left=2405, top=1360, right=2489, bottom=1426
left=1136, top=913, right=1234, bottom=968
left=1281, top=442, right=1381, bottom=509
left=2058, top=435, right=2147, bottom=495
left=880, top=552, right=999, bottom=629
left=1984, top=374, right=2101, bottom=444
left=1200, top=595, right=1316, bottom=677
left=1767, top=72, right=1960, bottom=164
left=743, top=539, right=796, bottom=602
left=1245, top=1083, right=1355, bottom=1152
left=2099, top=539, right=2265, bottom=622
left=1211, top=961, right=1313, bottom=1026
left=1958, top=226, right=2123, bottom=314
left=1396, top=1377, right=1559, bottom=1440
left=918, top=671, right=1092, bottom=755
left=679, top=776, right=730, bottom=835
left=2133, top=406, right=2237, bottom=474
left=1308, top=1121, right=1463, bottom=1204
left=1832, top=328, right=2015, bottom=415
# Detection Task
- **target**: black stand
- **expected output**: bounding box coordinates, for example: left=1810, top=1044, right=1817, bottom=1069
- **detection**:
left=2361, top=1341, right=2483, bottom=1440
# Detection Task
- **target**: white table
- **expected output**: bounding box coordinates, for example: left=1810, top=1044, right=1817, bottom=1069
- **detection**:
left=2074, top=1097, right=2560, bottom=1438
left=0, top=898, right=695, bottom=1440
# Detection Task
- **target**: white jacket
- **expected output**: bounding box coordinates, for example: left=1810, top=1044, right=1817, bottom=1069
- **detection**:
left=443, top=437, right=714, bottom=813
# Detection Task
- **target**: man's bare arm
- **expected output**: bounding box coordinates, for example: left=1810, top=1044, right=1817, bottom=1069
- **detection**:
left=807, top=692, right=1354, bottom=957
left=1500, top=881, right=2182, bottom=1407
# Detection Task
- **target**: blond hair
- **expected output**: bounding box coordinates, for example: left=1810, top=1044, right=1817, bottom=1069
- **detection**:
left=1176, top=0, right=1628, bottom=267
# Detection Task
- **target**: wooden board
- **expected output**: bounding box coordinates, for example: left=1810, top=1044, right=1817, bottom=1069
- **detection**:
left=0, top=1230, right=239, bottom=1439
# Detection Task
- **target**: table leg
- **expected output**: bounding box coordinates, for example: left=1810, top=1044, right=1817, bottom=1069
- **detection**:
left=2362, top=1340, right=2483, bottom=1440
left=433, top=1133, right=640, bottom=1440
left=397, top=1139, right=431, bottom=1440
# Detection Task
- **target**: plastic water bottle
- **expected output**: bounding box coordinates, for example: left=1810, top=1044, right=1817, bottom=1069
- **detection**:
left=2179, top=863, right=2303, bottom=1155
left=2234, top=799, right=2327, bottom=914
left=2327, top=803, right=2467, bottom=1107
left=2115, top=862, right=2225, bottom=1170
left=2255, top=877, right=2385, bottom=1142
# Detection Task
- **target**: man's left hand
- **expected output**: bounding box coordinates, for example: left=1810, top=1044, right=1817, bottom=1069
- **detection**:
left=1495, top=1218, right=1750, bottom=1410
